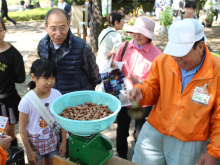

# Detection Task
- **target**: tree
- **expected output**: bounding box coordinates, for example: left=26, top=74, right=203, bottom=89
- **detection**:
left=90, top=0, right=105, bottom=54
left=195, top=0, right=201, bottom=18
left=27, top=0, right=40, bottom=8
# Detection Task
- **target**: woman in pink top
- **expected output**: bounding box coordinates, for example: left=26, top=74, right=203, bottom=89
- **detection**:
left=113, top=16, right=162, bottom=159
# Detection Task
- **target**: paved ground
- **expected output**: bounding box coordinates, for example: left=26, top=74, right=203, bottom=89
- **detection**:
left=4, top=13, right=220, bottom=164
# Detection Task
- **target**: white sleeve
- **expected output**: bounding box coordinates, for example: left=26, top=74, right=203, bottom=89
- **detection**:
left=53, top=89, right=62, bottom=98
left=18, top=96, right=31, bottom=115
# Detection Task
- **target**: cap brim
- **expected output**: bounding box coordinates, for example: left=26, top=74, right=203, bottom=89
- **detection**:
left=163, top=41, right=194, bottom=57
left=126, top=26, right=156, bottom=41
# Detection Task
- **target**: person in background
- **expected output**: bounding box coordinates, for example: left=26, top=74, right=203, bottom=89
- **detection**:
left=0, top=134, right=12, bottom=165
left=38, top=9, right=101, bottom=95
left=163, top=0, right=172, bottom=10
left=0, top=19, right=25, bottom=147
left=128, top=19, right=220, bottom=165
left=173, top=1, right=210, bottom=46
left=205, top=0, right=212, bottom=14
left=212, top=0, right=219, bottom=22
left=154, top=0, right=163, bottom=20
left=57, top=0, right=71, bottom=20
left=84, top=0, right=93, bottom=35
left=96, top=10, right=124, bottom=69
left=172, top=0, right=180, bottom=17
left=1, top=0, right=16, bottom=25
left=111, top=16, right=162, bottom=159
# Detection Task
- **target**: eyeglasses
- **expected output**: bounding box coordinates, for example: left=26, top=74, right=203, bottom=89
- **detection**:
left=50, top=27, right=68, bottom=33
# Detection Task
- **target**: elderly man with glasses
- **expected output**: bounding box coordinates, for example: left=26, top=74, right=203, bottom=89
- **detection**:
left=37, top=8, right=101, bottom=95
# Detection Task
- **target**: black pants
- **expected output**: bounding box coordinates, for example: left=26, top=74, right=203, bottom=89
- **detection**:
left=213, top=9, right=219, bottom=21
left=116, top=106, right=152, bottom=159
left=173, top=10, right=179, bottom=17
left=1, top=12, right=16, bottom=25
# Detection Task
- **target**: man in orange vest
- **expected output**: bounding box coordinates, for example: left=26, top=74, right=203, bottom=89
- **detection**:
left=128, top=19, right=220, bottom=165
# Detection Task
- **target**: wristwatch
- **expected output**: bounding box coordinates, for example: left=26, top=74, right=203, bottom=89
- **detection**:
left=139, top=80, right=143, bottom=85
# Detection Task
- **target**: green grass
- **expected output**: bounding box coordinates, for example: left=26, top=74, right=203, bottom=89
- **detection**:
left=6, top=7, right=55, bottom=22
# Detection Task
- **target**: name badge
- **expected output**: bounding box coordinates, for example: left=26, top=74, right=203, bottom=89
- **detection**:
left=191, top=84, right=211, bottom=105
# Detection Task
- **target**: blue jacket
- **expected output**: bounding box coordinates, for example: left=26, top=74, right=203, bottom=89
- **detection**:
left=37, top=30, right=93, bottom=94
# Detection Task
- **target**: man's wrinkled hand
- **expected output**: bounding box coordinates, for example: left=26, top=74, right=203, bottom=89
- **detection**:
left=129, top=74, right=140, bottom=85
left=196, top=153, right=216, bottom=165
left=127, top=87, right=143, bottom=102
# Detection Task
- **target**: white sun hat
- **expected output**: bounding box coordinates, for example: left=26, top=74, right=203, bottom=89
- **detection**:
left=126, top=16, right=156, bottom=41
left=163, top=19, right=204, bottom=57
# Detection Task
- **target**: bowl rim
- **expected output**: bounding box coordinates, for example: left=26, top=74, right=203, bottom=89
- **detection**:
left=50, top=91, right=122, bottom=123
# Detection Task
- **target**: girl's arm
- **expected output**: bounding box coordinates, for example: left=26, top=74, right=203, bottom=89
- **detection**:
left=58, top=128, right=67, bottom=157
left=19, top=112, right=39, bottom=164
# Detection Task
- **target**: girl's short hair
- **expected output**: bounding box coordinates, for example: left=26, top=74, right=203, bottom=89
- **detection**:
left=185, top=1, right=196, bottom=9
left=28, top=59, right=56, bottom=90
left=107, top=10, right=124, bottom=27
left=0, top=18, right=7, bottom=31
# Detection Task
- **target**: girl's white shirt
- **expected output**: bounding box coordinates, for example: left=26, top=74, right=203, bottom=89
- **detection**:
left=18, top=88, right=61, bottom=136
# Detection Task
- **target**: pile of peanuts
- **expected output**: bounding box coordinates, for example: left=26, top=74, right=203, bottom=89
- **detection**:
left=59, top=102, right=114, bottom=121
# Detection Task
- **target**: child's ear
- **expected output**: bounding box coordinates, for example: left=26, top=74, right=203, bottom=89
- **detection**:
left=30, top=73, right=36, bottom=82
left=115, top=20, right=119, bottom=25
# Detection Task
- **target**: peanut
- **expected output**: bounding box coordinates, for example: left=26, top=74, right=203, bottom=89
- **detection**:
left=60, top=102, right=113, bottom=121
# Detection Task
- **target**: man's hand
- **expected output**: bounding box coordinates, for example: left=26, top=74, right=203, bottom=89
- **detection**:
left=129, top=74, right=140, bottom=85
left=0, top=135, right=12, bottom=151
left=58, top=142, right=67, bottom=158
left=28, top=150, right=39, bottom=165
left=196, top=153, right=217, bottom=165
left=127, top=87, right=143, bottom=102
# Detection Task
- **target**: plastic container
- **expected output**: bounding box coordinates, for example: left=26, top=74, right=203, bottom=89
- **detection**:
left=50, top=91, right=121, bottom=136
left=6, top=146, right=25, bottom=165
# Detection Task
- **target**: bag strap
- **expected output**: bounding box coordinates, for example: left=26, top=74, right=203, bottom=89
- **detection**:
left=26, top=90, right=60, bottom=135
left=99, top=30, right=115, bottom=46
left=121, top=41, right=129, bottom=61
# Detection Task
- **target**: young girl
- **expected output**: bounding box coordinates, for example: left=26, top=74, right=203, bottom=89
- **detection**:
left=0, top=18, right=25, bottom=147
left=173, top=1, right=209, bottom=45
left=19, top=59, right=66, bottom=165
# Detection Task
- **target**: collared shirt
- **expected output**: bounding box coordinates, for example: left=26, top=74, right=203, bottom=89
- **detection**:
left=133, top=40, right=148, bottom=50
left=114, top=40, right=162, bottom=86
left=180, top=53, right=206, bottom=93
left=49, top=39, right=68, bottom=68
left=49, top=36, right=101, bottom=88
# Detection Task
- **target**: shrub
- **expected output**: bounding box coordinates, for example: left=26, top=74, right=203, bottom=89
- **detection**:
left=159, top=7, right=173, bottom=26
left=54, top=0, right=73, bottom=7
left=6, top=7, right=55, bottom=22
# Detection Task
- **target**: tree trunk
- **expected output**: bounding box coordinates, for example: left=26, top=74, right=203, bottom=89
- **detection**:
left=195, top=0, right=201, bottom=18
left=90, top=0, right=104, bottom=55
left=34, top=0, right=41, bottom=8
